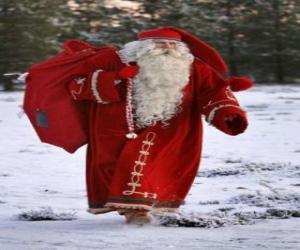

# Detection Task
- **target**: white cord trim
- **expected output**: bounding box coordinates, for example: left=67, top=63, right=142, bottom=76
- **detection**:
left=207, top=104, right=243, bottom=124
left=91, top=69, right=109, bottom=104
left=203, top=99, right=234, bottom=110
left=122, top=132, right=157, bottom=199
left=115, top=50, right=136, bottom=135
left=203, top=90, right=238, bottom=110
left=71, top=77, right=86, bottom=100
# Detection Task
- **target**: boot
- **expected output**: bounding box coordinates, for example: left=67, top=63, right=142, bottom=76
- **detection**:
left=123, top=209, right=151, bottom=225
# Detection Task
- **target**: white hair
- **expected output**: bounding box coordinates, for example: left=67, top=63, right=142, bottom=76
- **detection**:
left=118, top=39, right=194, bottom=128
left=118, top=39, right=192, bottom=63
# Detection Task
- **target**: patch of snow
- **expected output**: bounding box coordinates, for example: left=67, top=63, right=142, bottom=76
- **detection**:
left=1, top=85, right=300, bottom=249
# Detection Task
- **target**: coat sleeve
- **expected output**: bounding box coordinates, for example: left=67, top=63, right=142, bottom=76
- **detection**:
left=194, top=61, right=248, bottom=136
left=68, top=70, right=122, bottom=104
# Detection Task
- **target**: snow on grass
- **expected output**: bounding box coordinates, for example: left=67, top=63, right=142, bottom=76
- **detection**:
left=0, top=85, right=300, bottom=249
left=16, top=207, right=77, bottom=221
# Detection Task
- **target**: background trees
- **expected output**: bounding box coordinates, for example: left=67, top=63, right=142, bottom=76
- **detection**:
left=0, top=0, right=299, bottom=90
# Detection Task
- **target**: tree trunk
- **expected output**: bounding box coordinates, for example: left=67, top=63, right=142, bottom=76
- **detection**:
left=1, top=0, right=14, bottom=91
left=226, top=0, right=238, bottom=76
left=272, top=0, right=285, bottom=83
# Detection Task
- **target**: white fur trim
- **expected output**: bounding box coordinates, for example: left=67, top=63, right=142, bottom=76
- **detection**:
left=139, top=36, right=181, bottom=41
left=104, top=202, right=152, bottom=211
left=207, top=104, right=243, bottom=124
left=87, top=207, right=114, bottom=214
left=91, top=69, right=109, bottom=104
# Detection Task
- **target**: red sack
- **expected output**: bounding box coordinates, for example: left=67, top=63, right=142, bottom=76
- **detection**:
left=23, top=40, right=115, bottom=153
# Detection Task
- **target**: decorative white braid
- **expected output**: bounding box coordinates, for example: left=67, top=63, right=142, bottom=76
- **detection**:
left=203, top=90, right=237, bottom=110
left=125, top=78, right=136, bottom=136
left=122, top=132, right=157, bottom=199
left=71, top=77, right=86, bottom=100
left=202, top=99, right=232, bottom=110
left=116, top=51, right=137, bottom=138
left=207, top=104, right=243, bottom=124
left=91, top=69, right=109, bottom=104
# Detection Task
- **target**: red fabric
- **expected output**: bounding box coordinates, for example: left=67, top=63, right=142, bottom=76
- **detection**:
left=212, top=106, right=248, bottom=135
left=118, top=65, right=139, bottom=79
left=228, top=76, right=254, bottom=92
left=23, top=40, right=119, bottom=153
left=164, top=26, right=229, bottom=78
left=138, top=28, right=182, bottom=41
left=198, top=75, right=248, bottom=135
left=96, top=72, right=122, bottom=102
left=72, top=50, right=249, bottom=211
left=68, top=71, right=122, bottom=103
left=24, top=35, right=250, bottom=211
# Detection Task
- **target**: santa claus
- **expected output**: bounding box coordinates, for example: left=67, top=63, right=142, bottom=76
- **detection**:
left=67, top=27, right=251, bottom=224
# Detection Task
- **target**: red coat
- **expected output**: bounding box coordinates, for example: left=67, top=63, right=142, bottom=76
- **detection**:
left=68, top=48, right=248, bottom=211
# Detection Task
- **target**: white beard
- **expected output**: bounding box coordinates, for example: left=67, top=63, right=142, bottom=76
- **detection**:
left=132, top=45, right=194, bottom=128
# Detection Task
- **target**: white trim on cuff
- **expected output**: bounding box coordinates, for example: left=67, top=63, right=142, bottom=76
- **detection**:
left=207, top=104, right=242, bottom=124
left=91, top=69, right=109, bottom=104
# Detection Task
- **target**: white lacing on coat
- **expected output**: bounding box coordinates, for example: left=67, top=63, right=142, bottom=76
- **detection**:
left=122, top=132, right=157, bottom=199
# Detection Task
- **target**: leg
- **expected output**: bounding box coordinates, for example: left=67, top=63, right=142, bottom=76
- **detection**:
left=119, top=209, right=151, bottom=225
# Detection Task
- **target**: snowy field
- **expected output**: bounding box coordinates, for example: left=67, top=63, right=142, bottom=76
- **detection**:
left=0, top=85, right=299, bottom=250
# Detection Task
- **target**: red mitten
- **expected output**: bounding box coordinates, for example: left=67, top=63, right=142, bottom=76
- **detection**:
left=212, top=106, right=248, bottom=135
left=228, top=76, right=254, bottom=92
left=118, top=65, right=139, bottom=79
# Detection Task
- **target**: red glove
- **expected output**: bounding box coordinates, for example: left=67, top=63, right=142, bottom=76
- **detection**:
left=118, top=65, right=139, bottom=79
left=212, top=107, right=248, bottom=136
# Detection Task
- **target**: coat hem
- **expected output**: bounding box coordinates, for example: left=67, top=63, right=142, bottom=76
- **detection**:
left=102, top=196, right=184, bottom=211
left=104, top=202, right=152, bottom=211
left=87, top=207, right=115, bottom=214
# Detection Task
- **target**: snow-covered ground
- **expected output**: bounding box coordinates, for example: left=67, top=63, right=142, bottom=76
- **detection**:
left=0, top=85, right=299, bottom=250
